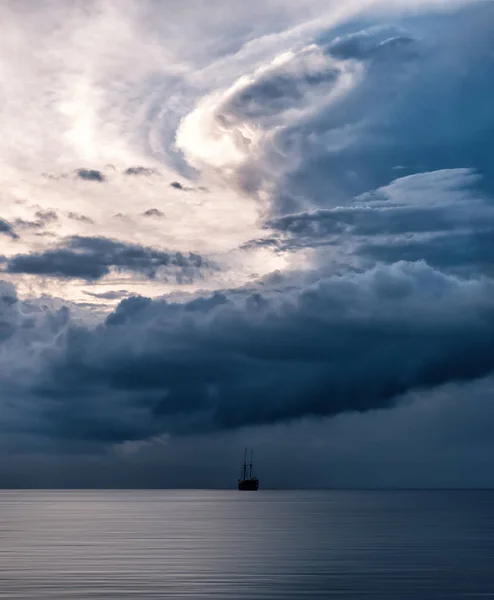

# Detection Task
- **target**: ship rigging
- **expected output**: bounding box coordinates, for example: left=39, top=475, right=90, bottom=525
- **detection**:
left=238, top=448, right=259, bottom=491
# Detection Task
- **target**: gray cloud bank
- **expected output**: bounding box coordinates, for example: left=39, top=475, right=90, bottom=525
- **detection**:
left=4, top=236, right=209, bottom=282
left=2, top=259, right=494, bottom=448
left=257, top=168, right=494, bottom=275
left=180, top=3, right=494, bottom=213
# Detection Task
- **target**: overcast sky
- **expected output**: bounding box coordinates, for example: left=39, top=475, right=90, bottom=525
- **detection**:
left=1, top=0, right=494, bottom=488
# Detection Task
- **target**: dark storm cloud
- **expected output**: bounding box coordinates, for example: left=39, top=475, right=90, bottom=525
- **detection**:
left=1, top=261, right=493, bottom=446
left=206, top=22, right=423, bottom=203
left=284, top=4, right=494, bottom=208
left=75, top=168, right=106, bottom=182
left=224, top=27, right=415, bottom=129
left=267, top=170, right=479, bottom=240
left=254, top=169, right=494, bottom=275
left=208, top=3, right=494, bottom=210
left=0, top=281, right=18, bottom=342
left=359, top=231, right=494, bottom=274
left=2, top=0, right=494, bottom=484
left=4, top=236, right=209, bottom=281
left=0, top=218, right=18, bottom=239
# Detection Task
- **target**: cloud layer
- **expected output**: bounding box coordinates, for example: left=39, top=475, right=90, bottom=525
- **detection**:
left=0, top=0, right=493, bottom=486
left=2, top=259, right=494, bottom=450
left=4, top=236, right=209, bottom=282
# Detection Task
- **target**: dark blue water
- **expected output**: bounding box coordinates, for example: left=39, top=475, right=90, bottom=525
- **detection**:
left=1, top=490, right=494, bottom=599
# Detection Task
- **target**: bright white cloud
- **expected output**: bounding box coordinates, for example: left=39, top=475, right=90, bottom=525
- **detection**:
left=0, top=0, right=483, bottom=305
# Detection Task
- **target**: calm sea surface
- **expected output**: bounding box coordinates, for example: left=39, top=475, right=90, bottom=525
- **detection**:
left=1, top=490, right=494, bottom=599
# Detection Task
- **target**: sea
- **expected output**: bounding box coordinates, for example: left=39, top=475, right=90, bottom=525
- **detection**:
left=1, top=490, right=494, bottom=599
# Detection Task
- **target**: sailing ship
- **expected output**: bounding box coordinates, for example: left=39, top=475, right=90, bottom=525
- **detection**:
left=238, top=448, right=259, bottom=491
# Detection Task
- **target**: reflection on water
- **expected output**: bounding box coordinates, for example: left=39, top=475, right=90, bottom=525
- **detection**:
left=1, top=490, right=494, bottom=599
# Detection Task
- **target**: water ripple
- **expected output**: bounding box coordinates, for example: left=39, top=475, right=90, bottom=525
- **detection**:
left=1, top=490, right=494, bottom=599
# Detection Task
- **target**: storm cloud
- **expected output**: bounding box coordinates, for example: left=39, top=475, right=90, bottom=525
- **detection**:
left=254, top=169, right=494, bottom=276
left=5, top=236, right=209, bottom=281
left=177, top=2, right=494, bottom=211
left=1, top=260, right=494, bottom=447
left=1, top=0, right=494, bottom=486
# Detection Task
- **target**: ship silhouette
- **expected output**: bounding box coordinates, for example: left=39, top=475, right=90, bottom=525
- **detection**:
left=238, top=448, right=259, bottom=491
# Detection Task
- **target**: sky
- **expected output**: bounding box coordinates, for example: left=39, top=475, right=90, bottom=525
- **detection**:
left=1, top=0, right=494, bottom=488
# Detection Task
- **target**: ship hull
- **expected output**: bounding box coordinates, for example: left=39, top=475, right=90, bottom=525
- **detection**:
left=238, top=479, right=259, bottom=491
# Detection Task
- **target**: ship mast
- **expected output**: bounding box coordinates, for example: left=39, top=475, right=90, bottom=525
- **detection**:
left=242, top=447, right=247, bottom=480
left=238, top=447, right=259, bottom=490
